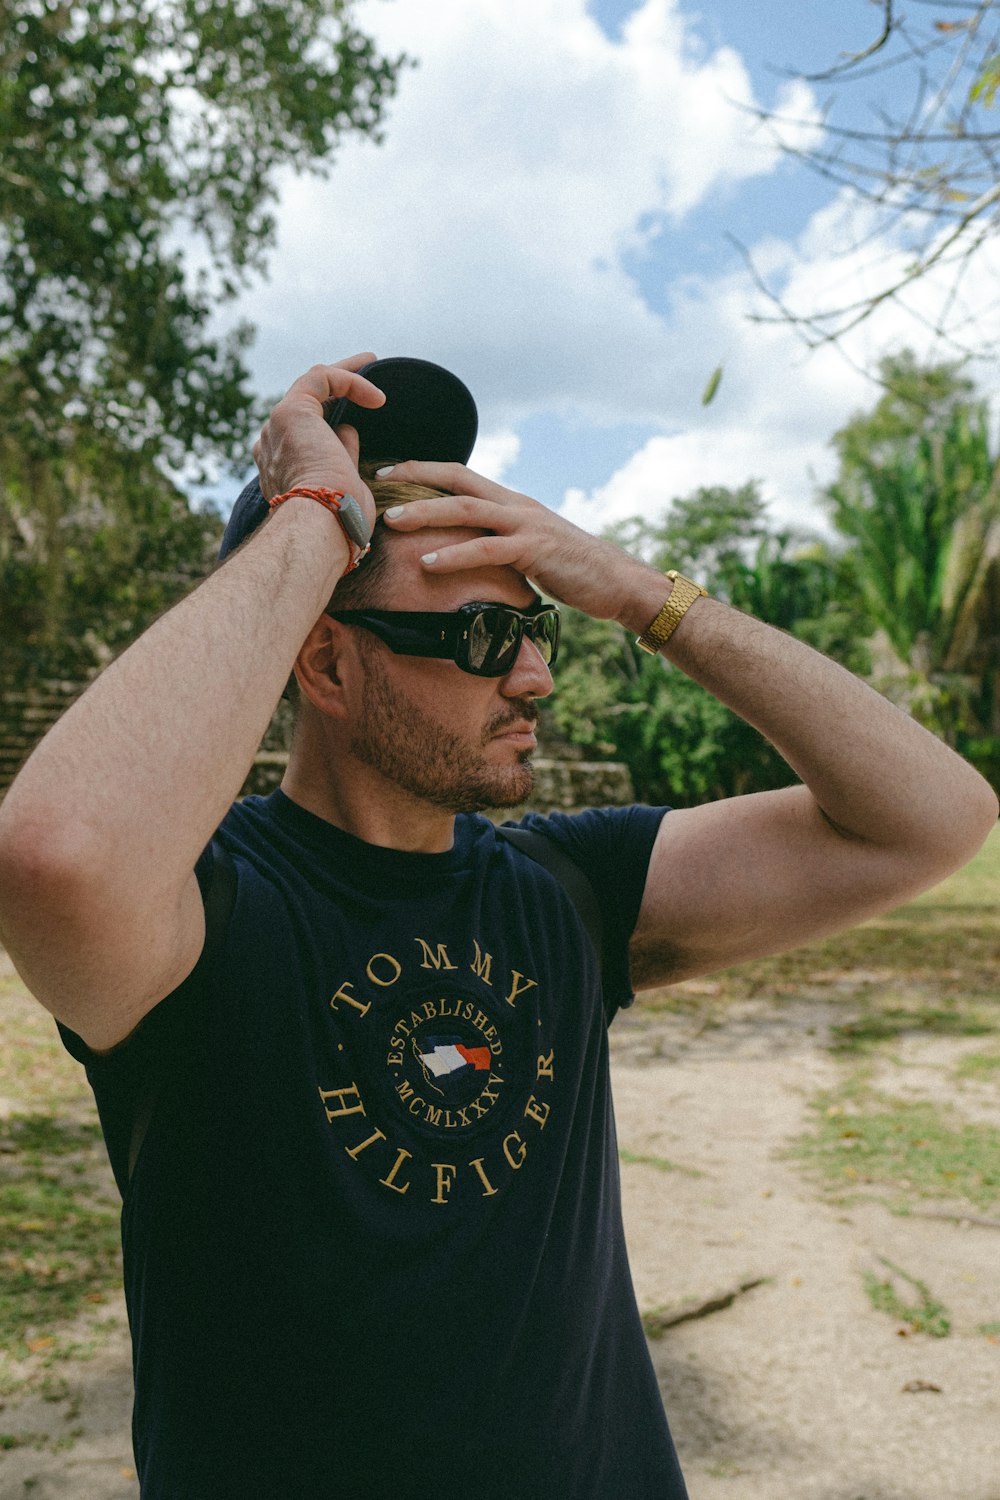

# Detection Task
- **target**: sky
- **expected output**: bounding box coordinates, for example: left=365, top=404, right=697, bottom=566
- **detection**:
left=208, top=0, right=1000, bottom=545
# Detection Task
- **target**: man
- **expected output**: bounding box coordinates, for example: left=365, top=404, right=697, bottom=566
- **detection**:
left=0, top=352, right=995, bottom=1500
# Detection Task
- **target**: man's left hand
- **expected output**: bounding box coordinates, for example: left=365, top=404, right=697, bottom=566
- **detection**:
left=379, top=461, right=654, bottom=626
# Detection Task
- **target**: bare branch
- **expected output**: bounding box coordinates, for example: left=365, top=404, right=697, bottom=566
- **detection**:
left=801, top=0, right=897, bottom=81
left=740, top=3, right=1000, bottom=356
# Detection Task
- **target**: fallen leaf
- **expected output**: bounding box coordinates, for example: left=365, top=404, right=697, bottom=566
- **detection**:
left=25, top=1336, right=54, bottom=1353
left=901, top=1379, right=942, bottom=1394
left=701, top=365, right=723, bottom=406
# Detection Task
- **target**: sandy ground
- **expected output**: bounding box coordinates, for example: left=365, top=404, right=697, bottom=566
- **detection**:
left=2, top=993, right=998, bottom=1499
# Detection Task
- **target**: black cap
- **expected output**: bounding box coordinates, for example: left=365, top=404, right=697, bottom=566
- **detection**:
left=218, top=356, right=479, bottom=560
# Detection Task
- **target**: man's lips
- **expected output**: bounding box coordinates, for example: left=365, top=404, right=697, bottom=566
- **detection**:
left=489, top=718, right=538, bottom=745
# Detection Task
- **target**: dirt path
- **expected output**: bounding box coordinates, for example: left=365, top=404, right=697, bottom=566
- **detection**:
left=2, top=995, right=998, bottom=1499
left=614, top=997, right=1000, bottom=1500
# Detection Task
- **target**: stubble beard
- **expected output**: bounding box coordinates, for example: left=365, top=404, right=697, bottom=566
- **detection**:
left=350, top=645, right=536, bottom=814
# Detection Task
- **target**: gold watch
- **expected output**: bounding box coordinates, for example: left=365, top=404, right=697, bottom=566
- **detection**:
left=636, top=571, right=708, bottom=654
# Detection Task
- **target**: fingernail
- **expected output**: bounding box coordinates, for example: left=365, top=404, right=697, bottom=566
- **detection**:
left=421, top=552, right=438, bottom=566
left=385, top=505, right=404, bottom=519
left=375, top=465, right=395, bottom=477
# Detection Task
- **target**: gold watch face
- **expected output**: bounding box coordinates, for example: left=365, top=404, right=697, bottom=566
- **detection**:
left=636, top=573, right=706, bottom=652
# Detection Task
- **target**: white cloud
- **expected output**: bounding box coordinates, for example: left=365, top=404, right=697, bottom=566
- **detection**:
left=561, top=424, right=838, bottom=538
left=468, top=429, right=521, bottom=483
left=217, top=0, right=1000, bottom=553
left=560, top=185, right=1000, bottom=541
left=243, top=0, right=816, bottom=428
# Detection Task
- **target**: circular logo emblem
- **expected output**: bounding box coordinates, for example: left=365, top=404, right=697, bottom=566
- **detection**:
left=382, top=989, right=510, bottom=1139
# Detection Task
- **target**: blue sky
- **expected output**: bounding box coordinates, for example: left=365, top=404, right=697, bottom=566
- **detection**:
left=207, top=0, right=1000, bottom=543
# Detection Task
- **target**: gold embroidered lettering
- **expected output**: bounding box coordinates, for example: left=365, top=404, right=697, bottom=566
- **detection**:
left=470, top=941, right=493, bottom=985
left=379, top=1148, right=412, bottom=1195
left=523, top=1094, right=550, bottom=1129
left=424, top=1103, right=443, bottom=1127
left=318, top=1083, right=366, bottom=1121
left=396, top=1080, right=415, bottom=1105
left=328, top=981, right=371, bottom=1018
left=480, top=1073, right=503, bottom=1106
left=503, top=1132, right=527, bottom=1169
left=505, top=970, right=538, bottom=1008
left=415, top=939, right=458, bottom=971
left=469, top=1156, right=498, bottom=1197
left=537, top=1049, right=555, bottom=1081
left=366, top=952, right=402, bottom=987
left=432, top=1163, right=457, bottom=1204
left=345, top=1127, right=386, bottom=1160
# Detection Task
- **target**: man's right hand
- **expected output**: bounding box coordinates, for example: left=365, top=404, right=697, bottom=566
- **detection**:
left=252, top=355, right=387, bottom=533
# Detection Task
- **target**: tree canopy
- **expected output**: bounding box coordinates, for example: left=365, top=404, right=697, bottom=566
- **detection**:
left=547, top=352, right=1000, bottom=803
left=1, top=0, right=408, bottom=684
left=823, top=351, right=1000, bottom=766
left=1, top=0, right=407, bottom=477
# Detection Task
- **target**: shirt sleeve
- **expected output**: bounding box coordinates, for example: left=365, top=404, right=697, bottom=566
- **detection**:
left=512, top=803, right=669, bottom=1018
left=54, top=841, right=228, bottom=1193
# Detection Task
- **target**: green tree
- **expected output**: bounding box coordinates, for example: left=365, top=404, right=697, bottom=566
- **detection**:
left=0, top=451, right=223, bottom=684
left=824, top=353, right=1000, bottom=779
left=548, top=485, right=863, bottom=805
left=1, top=0, right=405, bottom=468
left=1, top=0, right=407, bottom=677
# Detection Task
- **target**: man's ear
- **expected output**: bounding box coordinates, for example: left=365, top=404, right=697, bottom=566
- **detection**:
left=292, top=614, right=354, bottom=716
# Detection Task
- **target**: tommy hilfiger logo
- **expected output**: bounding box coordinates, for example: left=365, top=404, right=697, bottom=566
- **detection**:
left=315, top=933, right=556, bottom=1205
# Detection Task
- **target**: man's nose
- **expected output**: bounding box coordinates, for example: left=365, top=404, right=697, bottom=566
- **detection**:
left=501, top=635, right=554, bottom=699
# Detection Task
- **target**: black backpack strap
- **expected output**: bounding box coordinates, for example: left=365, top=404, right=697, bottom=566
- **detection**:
left=495, top=824, right=604, bottom=974
left=126, top=844, right=238, bottom=1185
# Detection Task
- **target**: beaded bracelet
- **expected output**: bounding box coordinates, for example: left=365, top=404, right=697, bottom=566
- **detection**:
left=267, top=486, right=372, bottom=573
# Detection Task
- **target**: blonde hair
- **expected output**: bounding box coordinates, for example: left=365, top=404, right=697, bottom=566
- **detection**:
left=362, top=458, right=450, bottom=515
left=329, top=459, right=453, bottom=609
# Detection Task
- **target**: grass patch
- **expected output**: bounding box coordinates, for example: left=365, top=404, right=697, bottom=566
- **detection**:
left=792, top=1084, right=1000, bottom=1210
left=0, top=972, right=124, bottom=1398
left=0, top=1112, right=122, bottom=1388
left=830, top=1004, right=996, bottom=1054
left=619, top=1147, right=704, bottom=1178
left=955, top=1050, right=1000, bottom=1081
left=861, top=1256, right=951, bottom=1337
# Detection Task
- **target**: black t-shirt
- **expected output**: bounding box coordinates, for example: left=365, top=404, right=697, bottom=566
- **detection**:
left=59, top=792, right=689, bottom=1500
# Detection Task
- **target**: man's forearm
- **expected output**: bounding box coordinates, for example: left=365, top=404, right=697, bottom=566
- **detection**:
left=621, top=574, right=997, bottom=853
left=0, top=501, right=348, bottom=896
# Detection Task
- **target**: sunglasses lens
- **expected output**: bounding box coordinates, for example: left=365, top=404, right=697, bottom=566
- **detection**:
left=530, top=611, right=559, bottom=664
left=465, top=608, right=523, bottom=675
left=467, top=611, right=495, bottom=671
left=462, top=606, right=560, bottom=675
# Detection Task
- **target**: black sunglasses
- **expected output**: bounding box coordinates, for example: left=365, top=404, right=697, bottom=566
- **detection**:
left=326, top=601, right=560, bottom=677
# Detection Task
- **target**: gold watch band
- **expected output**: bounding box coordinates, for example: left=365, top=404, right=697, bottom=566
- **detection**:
left=636, top=571, right=708, bottom=654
